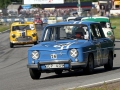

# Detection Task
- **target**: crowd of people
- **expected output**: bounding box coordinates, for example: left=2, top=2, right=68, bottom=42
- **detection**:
left=18, top=8, right=78, bottom=18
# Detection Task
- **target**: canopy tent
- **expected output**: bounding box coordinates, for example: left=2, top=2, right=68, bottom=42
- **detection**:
left=22, top=4, right=31, bottom=9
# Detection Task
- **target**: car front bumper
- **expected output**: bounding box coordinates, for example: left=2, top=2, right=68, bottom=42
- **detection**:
left=11, top=40, right=37, bottom=44
left=27, top=60, right=86, bottom=70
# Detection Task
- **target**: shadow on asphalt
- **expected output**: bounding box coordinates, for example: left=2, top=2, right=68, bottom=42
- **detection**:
left=114, top=48, right=120, bottom=50
left=40, top=67, right=120, bottom=80
left=115, top=41, right=120, bottom=42
left=13, top=44, right=33, bottom=48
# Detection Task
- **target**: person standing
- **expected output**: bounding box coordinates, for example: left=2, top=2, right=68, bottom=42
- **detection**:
left=100, top=5, right=105, bottom=16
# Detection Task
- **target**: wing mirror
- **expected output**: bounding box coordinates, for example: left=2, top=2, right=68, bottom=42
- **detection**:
left=111, top=26, right=116, bottom=29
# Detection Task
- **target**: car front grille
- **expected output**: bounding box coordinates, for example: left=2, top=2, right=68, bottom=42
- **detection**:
left=16, top=36, right=32, bottom=42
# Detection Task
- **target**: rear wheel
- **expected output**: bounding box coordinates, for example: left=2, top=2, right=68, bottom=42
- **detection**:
left=29, top=68, right=41, bottom=80
left=55, top=70, right=63, bottom=75
left=104, top=52, right=113, bottom=70
left=10, top=42, right=14, bottom=48
left=83, top=54, right=94, bottom=74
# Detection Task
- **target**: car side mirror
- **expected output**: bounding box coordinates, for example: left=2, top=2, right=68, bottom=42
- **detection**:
left=111, top=26, right=116, bottom=29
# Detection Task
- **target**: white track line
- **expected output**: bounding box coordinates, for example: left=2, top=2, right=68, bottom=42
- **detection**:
left=66, top=78, right=120, bottom=90
left=0, top=29, right=9, bottom=34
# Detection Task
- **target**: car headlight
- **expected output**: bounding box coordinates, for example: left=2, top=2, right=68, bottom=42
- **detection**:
left=32, top=33, right=36, bottom=37
left=70, top=49, right=78, bottom=58
left=107, top=31, right=112, bottom=36
left=31, top=51, right=39, bottom=60
left=12, top=34, right=16, bottom=38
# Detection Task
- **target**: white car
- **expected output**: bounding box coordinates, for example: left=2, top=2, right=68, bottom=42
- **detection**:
left=81, top=16, right=116, bottom=42
left=66, top=17, right=76, bottom=22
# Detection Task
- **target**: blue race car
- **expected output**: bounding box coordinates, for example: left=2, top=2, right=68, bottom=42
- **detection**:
left=27, top=21, right=116, bottom=79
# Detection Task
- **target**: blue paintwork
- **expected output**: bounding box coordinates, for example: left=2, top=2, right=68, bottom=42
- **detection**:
left=27, top=21, right=114, bottom=71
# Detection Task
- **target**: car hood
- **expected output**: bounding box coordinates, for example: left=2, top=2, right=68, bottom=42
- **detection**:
left=29, top=40, right=88, bottom=51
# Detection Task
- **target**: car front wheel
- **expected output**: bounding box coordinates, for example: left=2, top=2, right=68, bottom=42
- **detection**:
left=34, top=41, right=38, bottom=45
left=29, top=68, right=41, bottom=80
left=10, top=42, right=14, bottom=48
left=83, top=54, right=94, bottom=74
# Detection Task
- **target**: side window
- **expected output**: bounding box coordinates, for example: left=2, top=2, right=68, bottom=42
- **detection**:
left=94, top=24, right=102, bottom=38
left=12, top=26, right=16, bottom=31
left=44, top=27, right=54, bottom=41
left=90, top=24, right=97, bottom=40
left=90, top=24, right=102, bottom=39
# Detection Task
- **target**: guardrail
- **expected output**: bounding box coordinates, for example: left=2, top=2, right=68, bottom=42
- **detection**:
left=0, top=17, right=34, bottom=23
left=0, top=17, right=64, bottom=24
left=0, top=16, right=120, bottom=25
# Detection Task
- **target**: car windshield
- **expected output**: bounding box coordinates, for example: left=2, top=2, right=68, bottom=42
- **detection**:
left=43, top=24, right=89, bottom=41
left=12, top=24, right=34, bottom=31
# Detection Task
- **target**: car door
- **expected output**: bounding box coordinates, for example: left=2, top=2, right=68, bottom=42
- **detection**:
left=97, top=23, right=109, bottom=65
left=92, top=23, right=109, bottom=65
left=90, top=24, right=102, bottom=66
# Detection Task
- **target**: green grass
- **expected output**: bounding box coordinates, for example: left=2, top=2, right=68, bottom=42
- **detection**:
left=0, top=24, right=10, bottom=32
left=110, top=17, right=120, bottom=40
left=68, top=82, right=120, bottom=90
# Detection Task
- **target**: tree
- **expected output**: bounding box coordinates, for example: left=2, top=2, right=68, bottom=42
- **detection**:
left=0, top=0, right=11, bottom=9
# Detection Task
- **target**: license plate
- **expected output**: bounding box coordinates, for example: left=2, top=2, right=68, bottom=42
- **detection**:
left=45, top=64, right=64, bottom=68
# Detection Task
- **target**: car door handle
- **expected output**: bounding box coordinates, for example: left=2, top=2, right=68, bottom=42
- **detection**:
left=96, top=44, right=100, bottom=47
left=103, top=40, right=107, bottom=42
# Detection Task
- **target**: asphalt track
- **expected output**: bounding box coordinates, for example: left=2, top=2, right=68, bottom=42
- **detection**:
left=0, top=25, right=120, bottom=90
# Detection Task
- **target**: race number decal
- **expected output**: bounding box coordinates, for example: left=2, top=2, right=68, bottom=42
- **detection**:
left=51, top=54, right=57, bottom=59
left=54, top=43, right=74, bottom=50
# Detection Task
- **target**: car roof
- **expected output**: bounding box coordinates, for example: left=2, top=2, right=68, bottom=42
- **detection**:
left=47, top=21, right=98, bottom=27
left=81, top=16, right=110, bottom=22
left=11, top=21, right=34, bottom=26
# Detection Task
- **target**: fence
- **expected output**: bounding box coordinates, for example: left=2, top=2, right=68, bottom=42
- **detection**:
left=0, top=16, right=65, bottom=25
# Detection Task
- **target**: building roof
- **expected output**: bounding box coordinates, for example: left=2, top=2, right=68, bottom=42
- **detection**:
left=7, top=4, right=22, bottom=11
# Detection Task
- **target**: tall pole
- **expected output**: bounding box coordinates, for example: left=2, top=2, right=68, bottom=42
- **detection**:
left=78, top=0, right=81, bottom=16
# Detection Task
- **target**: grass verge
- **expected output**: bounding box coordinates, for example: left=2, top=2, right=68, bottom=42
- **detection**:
left=0, top=24, right=10, bottom=32
left=71, top=81, right=120, bottom=90
left=110, top=17, right=120, bottom=39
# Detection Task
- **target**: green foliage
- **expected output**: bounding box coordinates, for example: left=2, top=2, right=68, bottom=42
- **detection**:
left=0, top=24, right=9, bottom=32
left=0, top=0, right=11, bottom=9
left=110, top=17, right=120, bottom=39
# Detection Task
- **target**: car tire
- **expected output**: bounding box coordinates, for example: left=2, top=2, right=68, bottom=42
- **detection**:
left=83, top=54, right=94, bottom=74
left=104, top=52, right=113, bottom=70
left=29, top=68, right=41, bottom=80
left=55, top=70, right=63, bottom=75
left=41, top=23, right=43, bottom=27
left=10, top=42, right=14, bottom=48
left=34, top=41, right=38, bottom=45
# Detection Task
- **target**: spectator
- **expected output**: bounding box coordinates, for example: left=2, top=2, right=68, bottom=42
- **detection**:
left=100, top=5, right=105, bottom=16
